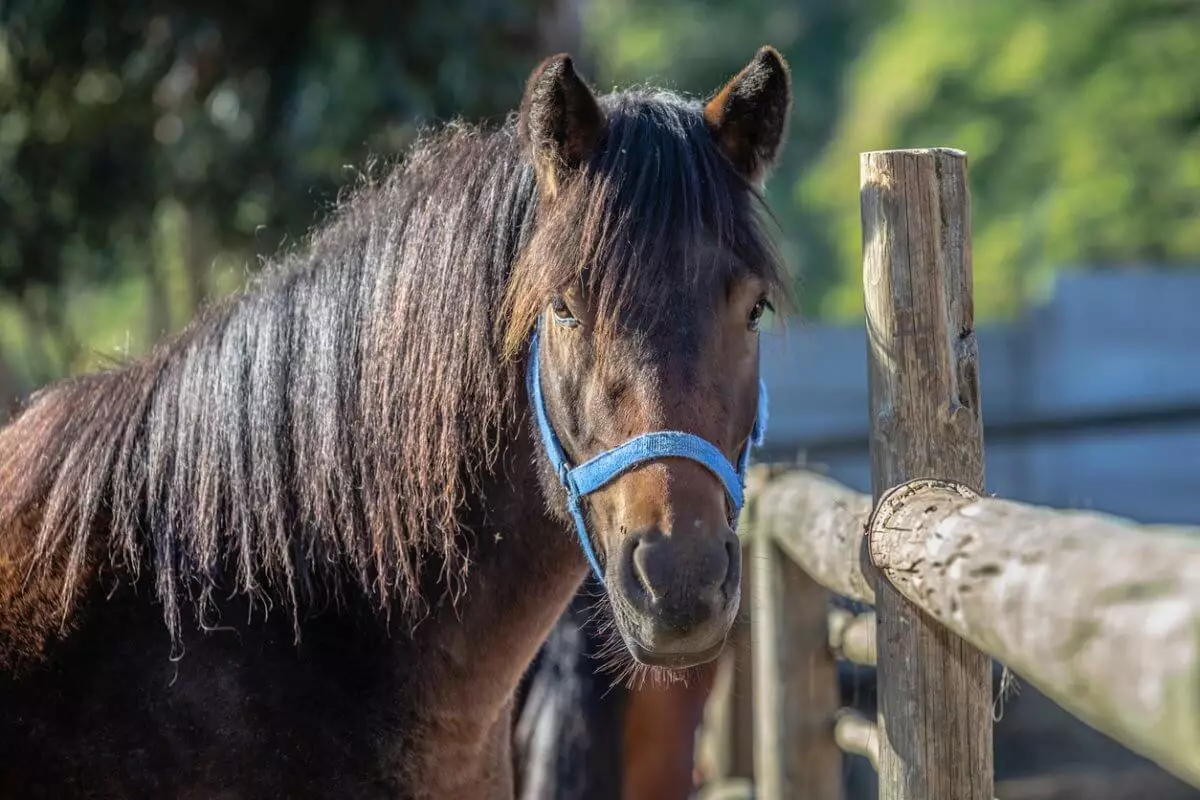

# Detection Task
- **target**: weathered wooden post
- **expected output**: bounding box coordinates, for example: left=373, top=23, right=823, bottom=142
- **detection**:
left=697, top=542, right=756, bottom=789
left=750, top=472, right=844, bottom=800
left=860, top=148, right=994, bottom=799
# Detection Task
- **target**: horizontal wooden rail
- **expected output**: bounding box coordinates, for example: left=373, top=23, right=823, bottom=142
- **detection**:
left=751, top=468, right=874, bottom=603
left=833, top=710, right=879, bottom=771
left=828, top=609, right=876, bottom=666
left=747, top=468, right=1200, bottom=788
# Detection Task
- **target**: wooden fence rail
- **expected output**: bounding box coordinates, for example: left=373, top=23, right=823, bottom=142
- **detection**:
left=700, top=148, right=1200, bottom=800
left=747, top=466, right=1200, bottom=790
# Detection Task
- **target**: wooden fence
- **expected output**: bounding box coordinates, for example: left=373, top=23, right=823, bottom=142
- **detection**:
left=699, top=149, right=1200, bottom=800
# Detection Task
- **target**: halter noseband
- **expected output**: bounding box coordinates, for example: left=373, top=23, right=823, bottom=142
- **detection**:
left=526, top=321, right=768, bottom=584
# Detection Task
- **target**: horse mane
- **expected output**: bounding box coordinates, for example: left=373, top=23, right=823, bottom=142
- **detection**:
left=0, top=89, right=787, bottom=649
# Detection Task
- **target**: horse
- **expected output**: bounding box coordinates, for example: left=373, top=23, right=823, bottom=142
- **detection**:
left=0, top=46, right=792, bottom=798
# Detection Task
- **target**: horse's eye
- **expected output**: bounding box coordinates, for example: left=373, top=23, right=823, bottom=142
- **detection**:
left=551, top=296, right=580, bottom=328
left=748, top=297, right=773, bottom=332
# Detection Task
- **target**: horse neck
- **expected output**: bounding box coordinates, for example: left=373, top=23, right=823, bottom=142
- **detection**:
left=390, top=420, right=588, bottom=795
left=419, top=416, right=588, bottom=703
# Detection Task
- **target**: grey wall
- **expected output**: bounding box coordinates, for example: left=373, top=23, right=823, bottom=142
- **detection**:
left=756, top=271, right=1200, bottom=525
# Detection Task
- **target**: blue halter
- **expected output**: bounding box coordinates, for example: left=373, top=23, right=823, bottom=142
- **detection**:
left=526, top=321, right=768, bottom=584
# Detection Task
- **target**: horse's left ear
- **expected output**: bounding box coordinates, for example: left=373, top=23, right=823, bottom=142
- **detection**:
left=519, top=53, right=607, bottom=195
left=704, top=46, right=792, bottom=184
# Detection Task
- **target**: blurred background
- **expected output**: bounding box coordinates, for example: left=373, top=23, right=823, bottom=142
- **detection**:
left=5, top=0, right=1198, bottom=401
left=4, top=1, right=1200, bottom=797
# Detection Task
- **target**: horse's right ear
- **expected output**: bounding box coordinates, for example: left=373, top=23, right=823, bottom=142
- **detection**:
left=518, top=54, right=606, bottom=195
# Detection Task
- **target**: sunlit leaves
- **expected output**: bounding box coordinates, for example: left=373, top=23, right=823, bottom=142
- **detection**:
left=804, top=0, right=1200, bottom=320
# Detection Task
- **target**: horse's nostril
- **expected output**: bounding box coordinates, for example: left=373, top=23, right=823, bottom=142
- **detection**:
left=622, top=525, right=740, bottom=611
left=629, top=532, right=660, bottom=603
left=721, top=534, right=741, bottom=596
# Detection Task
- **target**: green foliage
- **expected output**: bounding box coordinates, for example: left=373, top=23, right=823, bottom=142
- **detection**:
left=0, top=0, right=553, bottom=389
left=4, top=0, right=1199, bottom=401
left=802, top=0, right=1200, bottom=320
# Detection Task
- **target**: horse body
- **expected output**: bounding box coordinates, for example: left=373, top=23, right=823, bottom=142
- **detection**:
left=0, top=48, right=791, bottom=798
left=1, top=389, right=585, bottom=799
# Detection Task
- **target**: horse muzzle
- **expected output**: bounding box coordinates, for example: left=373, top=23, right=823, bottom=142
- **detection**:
left=609, top=523, right=742, bottom=668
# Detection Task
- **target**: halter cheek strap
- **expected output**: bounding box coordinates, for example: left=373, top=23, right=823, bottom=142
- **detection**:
left=526, top=322, right=768, bottom=584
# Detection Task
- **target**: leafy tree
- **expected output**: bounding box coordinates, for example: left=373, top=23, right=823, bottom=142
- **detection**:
left=0, top=0, right=572, bottom=389
left=10, top=0, right=1194, bottom=398
left=802, top=0, right=1200, bottom=320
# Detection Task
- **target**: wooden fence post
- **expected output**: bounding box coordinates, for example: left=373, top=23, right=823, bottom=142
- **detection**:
left=860, top=148, right=994, bottom=799
left=752, top=532, right=844, bottom=800
left=728, top=545, right=756, bottom=781
left=698, top=540, right=756, bottom=788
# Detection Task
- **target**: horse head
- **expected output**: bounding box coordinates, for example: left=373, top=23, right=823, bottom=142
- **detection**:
left=508, top=47, right=792, bottom=670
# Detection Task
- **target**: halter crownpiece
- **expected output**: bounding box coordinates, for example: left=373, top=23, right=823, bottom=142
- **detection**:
left=526, top=321, right=768, bottom=584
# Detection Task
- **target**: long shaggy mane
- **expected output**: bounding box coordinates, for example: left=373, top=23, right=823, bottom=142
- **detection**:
left=0, top=89, right=786, bottom=649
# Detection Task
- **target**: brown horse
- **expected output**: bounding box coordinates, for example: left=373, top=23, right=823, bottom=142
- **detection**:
left=0, top=46, right=791, bottom=799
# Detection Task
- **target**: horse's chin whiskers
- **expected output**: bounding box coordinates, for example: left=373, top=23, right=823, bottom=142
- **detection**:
left=581, top=591, right=710, bottom=692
